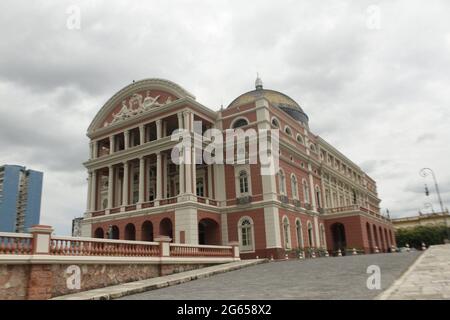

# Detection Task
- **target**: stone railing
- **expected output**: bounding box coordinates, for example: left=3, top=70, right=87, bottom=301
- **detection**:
left=0, top=232, right=33, bottom=255
left=324, top=205, right=391, bottom=222
left=169, top=243, right=234, bottom=257
left=50, top=236, right=160, bottom=257
left=0, top=225, right=240, bottom=300
left=0, top=226, right=239, bottom=260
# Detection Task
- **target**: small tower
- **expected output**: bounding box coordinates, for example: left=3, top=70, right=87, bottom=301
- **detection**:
left=255, top=73, right=263, bottom=90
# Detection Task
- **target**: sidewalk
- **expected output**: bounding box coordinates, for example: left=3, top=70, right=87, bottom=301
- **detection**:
left=52, top=259, right=266, bottom=300
left=377, top=244, right=450, bottom=300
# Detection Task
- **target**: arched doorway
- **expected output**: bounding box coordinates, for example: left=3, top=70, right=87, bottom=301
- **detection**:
left=125, top=223, right=136, bottom=240
left=107, top=225, right=120, bottom=239
left=366, top=223, right=373, bottom=253
left=331, top=223, right=347, bottom=253
left=159, top=218, right=173, bottom=240
left=141, top=221, right=154, bottom=241
left=198, top=218, right=220, bottom=245
left=94, top=228, right=104, bottom=238
left=372, top=225, right=379, bottom=250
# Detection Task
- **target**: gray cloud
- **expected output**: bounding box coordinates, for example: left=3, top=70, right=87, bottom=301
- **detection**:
left=1, top=0, right=449, bottom=234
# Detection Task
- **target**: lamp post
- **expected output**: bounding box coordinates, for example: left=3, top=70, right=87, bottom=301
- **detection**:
left=419, top=168, right=444, bottom=213
left=420, top=168, right=449, bottom=241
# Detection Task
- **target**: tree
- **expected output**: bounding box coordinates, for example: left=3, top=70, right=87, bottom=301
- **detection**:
left=396, top=225, right=450, bottom=249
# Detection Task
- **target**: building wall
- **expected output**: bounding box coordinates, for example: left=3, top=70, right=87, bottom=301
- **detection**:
left=24, top=170, right=43, bottom=231
left=0, top=165, right=21, bottom=232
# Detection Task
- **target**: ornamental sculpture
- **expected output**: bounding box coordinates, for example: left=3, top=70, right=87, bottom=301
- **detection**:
left=103, top=91, right=174, bottom=127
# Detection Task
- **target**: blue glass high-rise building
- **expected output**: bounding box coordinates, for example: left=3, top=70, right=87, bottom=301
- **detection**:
left=0, top=165, right=43, bottom=232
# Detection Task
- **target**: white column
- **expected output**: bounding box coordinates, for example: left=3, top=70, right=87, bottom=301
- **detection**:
left=107, top=165, right=114, bottom=210
left=179, top=152, right=185, bottom=195
left=156, top=152, right=162, bottom=202
left=138, top=156, right=145, bottom=204
left=207, top=166, right=213, bottom=199
left=185, top=146, right=192, bottom=194
left=124, top=130, right=129, bottom=150
left=122, top=161, right=129, bottom=207
left=92, top=140, right=98, bottom=159
left=163, top=154, right=168, bottom=198
left=139, top=124, right=145, bottom=145
left=86, top=172, right=92, bottom=211
left=177, top=112, right=183, bottom=130
left=90, top=170, right=97, bottom=211
left=183, top=111, right=191, bottom=132
left=156, top=119, right=162, bottom=140
left=192, top=146, right=197, bottom=196
left=308, top=163, right=317, bottom=211
left=109, top=136, right=115, bottom=154
left=89, top=142, right=94, bottom=159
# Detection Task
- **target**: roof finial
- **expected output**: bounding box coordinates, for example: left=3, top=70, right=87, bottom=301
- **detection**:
left=255, top=73, right=263, bottom=90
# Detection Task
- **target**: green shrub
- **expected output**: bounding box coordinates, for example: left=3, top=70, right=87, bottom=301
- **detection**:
left=396, top=225, right=450, bottom=249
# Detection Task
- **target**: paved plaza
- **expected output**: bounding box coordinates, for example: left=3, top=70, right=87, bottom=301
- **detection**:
left=121, top=252, right=421, bottom=300
left=378, top=244, right=450, bottom=300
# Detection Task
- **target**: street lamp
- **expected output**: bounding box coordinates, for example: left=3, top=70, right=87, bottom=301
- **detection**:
left=419, top=168, right=445, bottom=213
left=420, top=167, right=449, bottom=241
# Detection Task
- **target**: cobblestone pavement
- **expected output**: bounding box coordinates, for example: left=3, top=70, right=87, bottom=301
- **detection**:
left=378, top=244, right=450, bottom=300
left=120, top=252, right=421, bottom=300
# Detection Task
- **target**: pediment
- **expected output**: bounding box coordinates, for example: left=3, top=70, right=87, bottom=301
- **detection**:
left=101, top=89, right=178, bottom=128
left=88, top=78, right=195, bottom=134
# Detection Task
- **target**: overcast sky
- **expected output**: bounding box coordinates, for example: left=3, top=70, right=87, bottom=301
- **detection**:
left=1, top=0, right=449, bottom=235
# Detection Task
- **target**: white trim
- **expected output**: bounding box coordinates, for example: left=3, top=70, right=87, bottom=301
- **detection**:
left=281, top=216, right=292, bottom=249
left=295, top=219, right=304, bottom=248
left=237, top=216, right=255, bottom=253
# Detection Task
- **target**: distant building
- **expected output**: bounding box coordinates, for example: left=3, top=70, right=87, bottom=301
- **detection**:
left=0, top=165, right=43, bottom=232
left=392, top=211, right=450, bottom=230
left=72, top=217, right=83, bottom=237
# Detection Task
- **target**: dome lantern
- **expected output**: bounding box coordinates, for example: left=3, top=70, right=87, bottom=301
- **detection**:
left=255, top=73, right=263, bottom=90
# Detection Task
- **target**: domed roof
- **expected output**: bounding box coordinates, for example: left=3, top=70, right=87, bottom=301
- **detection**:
left=227, top=79, right=309, bottom=124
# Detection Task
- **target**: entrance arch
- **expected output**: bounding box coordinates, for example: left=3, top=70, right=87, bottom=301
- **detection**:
left=331, top=223, right=347, bottom=253
left=198, top=218, right=220, bottom=245
left=94, top=227, right=104, bottom=238
left=366, top=223, right=373, bottom=253
left=159, top=218, right=173, bottom=240
left=125, top=223, right=136, bottom=240
left=141, top=221, right=154, bottom=241
left=107, top=225, right=120, bottom=239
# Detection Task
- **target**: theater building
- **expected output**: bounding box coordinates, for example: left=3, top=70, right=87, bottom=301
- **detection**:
left=80, top=77, right=396, bottom=258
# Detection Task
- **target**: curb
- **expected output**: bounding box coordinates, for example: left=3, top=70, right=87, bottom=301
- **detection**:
left=51, top=259, right=267, bottom=300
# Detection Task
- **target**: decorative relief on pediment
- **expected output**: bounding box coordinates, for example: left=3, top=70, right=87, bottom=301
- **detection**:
left=103, top=91, right=175, bottom=127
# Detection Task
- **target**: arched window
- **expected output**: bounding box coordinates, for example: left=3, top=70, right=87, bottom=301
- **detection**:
left=239, top=170, right=249, bottom=194
left=284, top=126, right=292, bottom=136
left=291, top=175, right=298, bottom=199
left=296, top=134, right=304, bottom=144
left=310, top=144, right=316, bottom=153
left=278, top=170, right=286, bottom=195
left=282, top=217, right=291, bottom=249
left=296, top=220, right=304, bottom=248
left=238, top=217, right=254, bottom=252
left=232, top=118, right=248, bottom=129
left=302, top=180, right=310, bottom=204
left=271, top=117, right=280, bottom=128
left=315, top=186, right=322, bottom=209
left=307, top=221, right=314, bottom=247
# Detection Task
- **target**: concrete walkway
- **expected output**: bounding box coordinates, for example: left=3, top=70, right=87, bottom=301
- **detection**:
left=121, top=252, right=421, bottom=300
left=51, top=259, right=266, bottom=300
left=377, top=244, right=450, bottom=300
